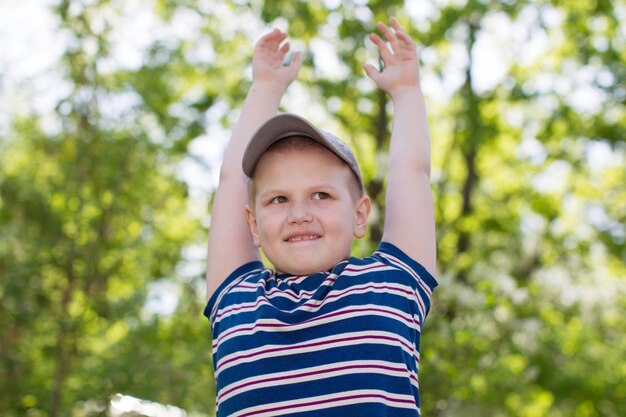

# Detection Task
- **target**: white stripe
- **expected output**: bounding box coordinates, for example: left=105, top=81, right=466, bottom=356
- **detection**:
left=298, top=282, right=418, bottom=311
left=340, top=263, right=397, bottom=277
left=217, top=359, right=419, bottom=405
left=378, top=251, right=433, bottom=297
left=212, top=304, right=419, bottom=353
left=280, top=273, right=315, bottom=285
left=214, top=298, right=272, bottom=323
left=215, top=330, right=416, bottom=377
left=226, top=261, right=393, bottom=299
left=228, top=389, right=417, bottom=417
left=377, top=252, right=432, bottom=317
left=213, top=281, right=418, bottom=324
left=210, top=267, right=265, bottom=323
left=226, top=274, right=336, bottom=301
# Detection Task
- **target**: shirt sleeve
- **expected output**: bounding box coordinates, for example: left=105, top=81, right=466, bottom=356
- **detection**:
left=204, top=261, right=265, bottom=327
left=374, top=241, right=438, bottom=319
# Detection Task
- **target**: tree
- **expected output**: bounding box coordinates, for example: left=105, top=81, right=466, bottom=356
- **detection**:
left=0, top=0, right=207, bottom=415
left=1, top=0, right=624, bottom=416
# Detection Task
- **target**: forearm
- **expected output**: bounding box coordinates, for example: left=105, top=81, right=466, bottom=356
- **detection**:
left=365, top=18, right=437, bottom=272
left=388, top=87, right=431, bottom=175
left=206, top=81, right=289, bottom=298
left=220, top=81, right=287, bottom=179
left=206, top=28, right=302, bottom=299
left=383, top=86, right=436, bottom=274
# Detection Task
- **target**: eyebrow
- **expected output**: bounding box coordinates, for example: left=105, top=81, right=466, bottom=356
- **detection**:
left=259, top=183, right=339, bottom=198
left=258, top=189, right=284, bottom=200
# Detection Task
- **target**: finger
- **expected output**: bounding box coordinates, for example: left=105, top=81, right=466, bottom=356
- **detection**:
left=290, top=51, right=303, bottom=70
left=375, top=21, right=399, bottom=50
left=259, top=28, right=280, bottom=42
left=368, top=33, right=386, bottom=50
left=388, top=19, right=417, bottom=54
left=277, top=41, right=290, bottom=59
left=260, top=29, right=287, bottom=49
left=393, top=33, right=416, bottom=57
left=389, top=17, right=412, bottom=44
left=389, top=17, right=403, bottom=33
left=369, top=33, right=393, bottom=63
left=389, top=18, right=409, bottom=42
left=273, top=34, right=289, bottom=51
left=375, top=21, right=393, bottom=39
left=395, top=30, right=414, bottom=45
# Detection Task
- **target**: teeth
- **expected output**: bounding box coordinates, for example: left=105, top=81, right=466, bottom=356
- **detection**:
left=288, top=235, right=319, bottom=242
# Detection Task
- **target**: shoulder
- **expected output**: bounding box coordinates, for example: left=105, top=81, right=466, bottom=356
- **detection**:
left=204, top=260, right=267, bottom=324
left=330, top=243, right=438, bottom=321
left=333, top=243, right=437, bottom=291
left=340, top=242, right=438, bottom=300
left=371, top=242, right=439, bottom=320
left=344, top=242, right=437, bottom=279
left=373, top=242, right=438, bottom=291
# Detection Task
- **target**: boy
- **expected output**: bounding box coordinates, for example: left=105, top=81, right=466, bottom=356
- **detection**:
left=205, top=18, right=437, bottom=417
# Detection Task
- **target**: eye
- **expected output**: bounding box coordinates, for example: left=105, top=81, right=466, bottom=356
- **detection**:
left=270, top=196, right=288, bottom=204
left=312, top=192, right=330, bottom=200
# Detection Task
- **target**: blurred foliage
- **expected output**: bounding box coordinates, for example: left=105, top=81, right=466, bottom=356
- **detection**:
left=0, top=0, right=624, bottom=416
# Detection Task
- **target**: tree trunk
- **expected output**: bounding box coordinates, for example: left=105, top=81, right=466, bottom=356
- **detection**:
left=455, top=19, right=481, bottom=285
left=49, top=279, right=74, bottom=417
left=368, top=89, right=390, bottom=244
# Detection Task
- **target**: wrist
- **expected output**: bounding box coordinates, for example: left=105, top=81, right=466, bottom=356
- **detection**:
left=388, top=85, right=423, bottom=103
left=250, top=79, right=290, bottom=97
left=243, top=80, right=288, bottom=113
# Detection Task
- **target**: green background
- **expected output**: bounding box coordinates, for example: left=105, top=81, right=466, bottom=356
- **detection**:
left=1, top=0, right=624, bottom=416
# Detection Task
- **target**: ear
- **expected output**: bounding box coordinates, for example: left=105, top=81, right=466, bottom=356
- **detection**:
left=353, top=195, right=371, bottom=239
left=245, top=204, right=261, bottom=247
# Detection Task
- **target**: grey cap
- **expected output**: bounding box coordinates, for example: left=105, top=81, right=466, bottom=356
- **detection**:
left=242, top=113, right=363, bottom=189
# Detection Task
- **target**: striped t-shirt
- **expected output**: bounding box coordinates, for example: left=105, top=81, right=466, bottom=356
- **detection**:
left=204, top=242, right=438, bottom=417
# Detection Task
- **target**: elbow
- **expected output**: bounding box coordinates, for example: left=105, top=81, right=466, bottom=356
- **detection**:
left=390, top=154, right=431, bottom=179
left=218, top=165, right=247, bottom=184
left=415, top=159, right=431, bottom=178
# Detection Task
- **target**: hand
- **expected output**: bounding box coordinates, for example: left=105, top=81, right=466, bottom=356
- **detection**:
left=252, top=29, right=302, bottom=90
left=363, top=17, right=421, bottom=98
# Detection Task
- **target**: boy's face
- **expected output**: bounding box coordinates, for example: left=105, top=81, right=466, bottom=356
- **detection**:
left=246, top=146, right=370, bottom=276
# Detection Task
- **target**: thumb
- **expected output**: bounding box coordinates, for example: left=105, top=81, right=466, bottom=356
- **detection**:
left=290, top=51, right=303, bottom=70
left=363, top=63, right=380, bottom=82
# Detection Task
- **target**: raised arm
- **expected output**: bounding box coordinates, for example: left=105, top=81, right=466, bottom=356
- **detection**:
left=206, top=29, right=302, bottom=299
left=364, top=18, right=436, bottom=275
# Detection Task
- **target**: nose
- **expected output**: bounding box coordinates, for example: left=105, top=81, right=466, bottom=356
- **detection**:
left=287, top=200, right=313, bottom=224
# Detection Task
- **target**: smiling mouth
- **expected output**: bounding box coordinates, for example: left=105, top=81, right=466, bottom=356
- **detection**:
left=285, top=234, right=321, bottom=242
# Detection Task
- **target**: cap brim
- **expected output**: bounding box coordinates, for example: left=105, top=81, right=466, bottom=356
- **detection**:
left=242, top=113, right=331, bottom=177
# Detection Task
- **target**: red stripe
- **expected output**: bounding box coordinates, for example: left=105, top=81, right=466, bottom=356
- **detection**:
left=219, top=363, right=408, bottom=399
left=218, top=281, right=414, bottom=326
left=379, top=254, right=429, bottom=316
left=301, top=283, right=415, bottom=309
left=216, top=333, right=410, bottom=373
left=238, top=392, right=416, bottom=417
left=214, top=304, right=416, bottom=350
